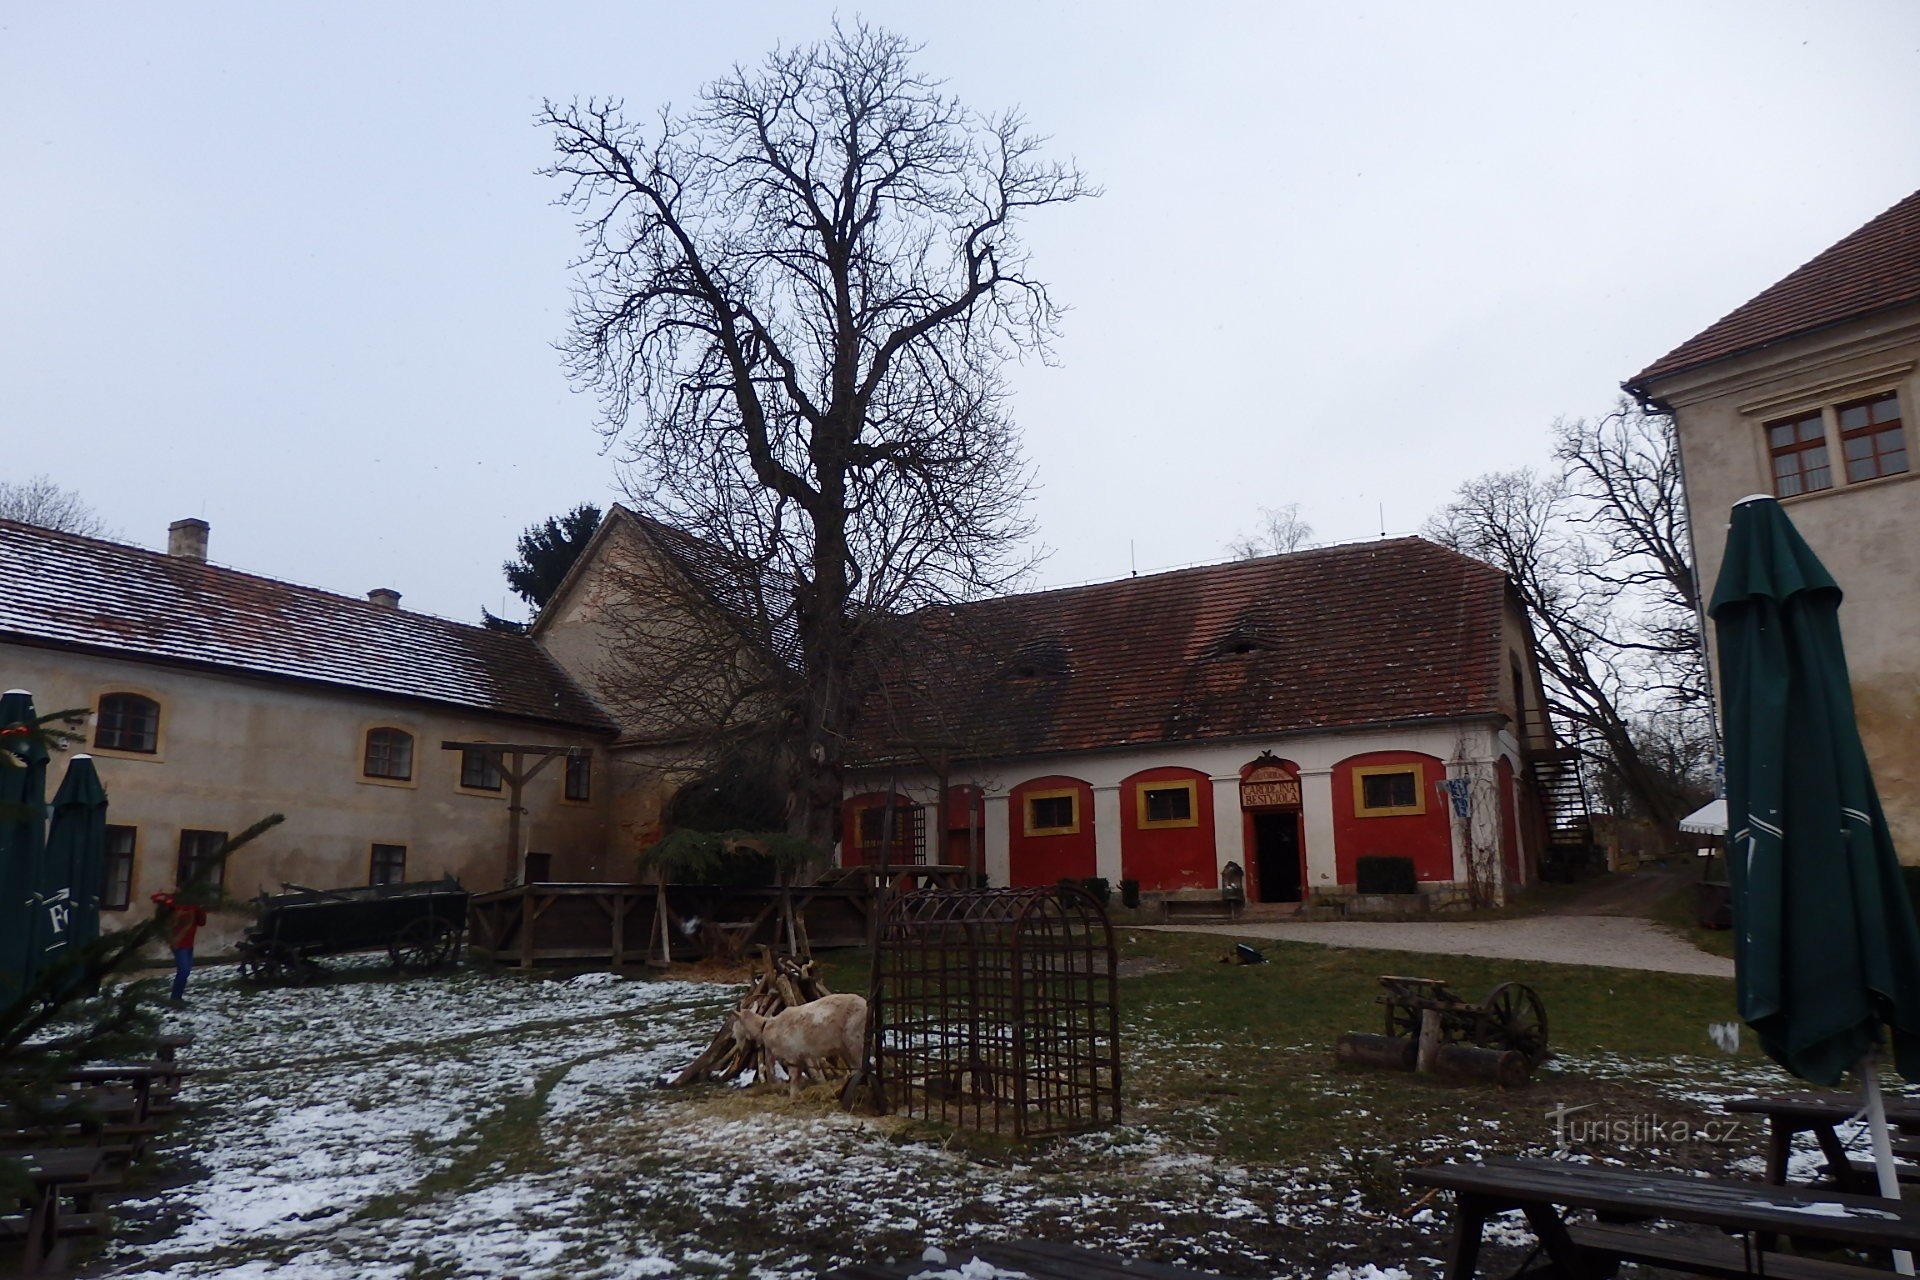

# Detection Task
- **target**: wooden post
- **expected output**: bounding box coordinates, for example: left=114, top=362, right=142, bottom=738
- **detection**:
left=1417, top=1008, right=1444, bottom=1074
left=505, top=750, right=525, bottom=889
left=519, top=885, right=535, bottom=969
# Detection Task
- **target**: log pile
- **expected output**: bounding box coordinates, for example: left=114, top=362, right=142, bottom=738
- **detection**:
left=668, top=948, right=839, bottom=1088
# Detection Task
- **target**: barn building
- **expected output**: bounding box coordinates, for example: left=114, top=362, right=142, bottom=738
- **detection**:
left=839, top=537, right=1565, bottom=908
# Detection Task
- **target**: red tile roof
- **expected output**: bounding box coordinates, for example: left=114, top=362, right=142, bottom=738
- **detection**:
left=855, top=537, right=1512, bottom=765
left=1630, top=188, right=1920, bottom=388
left=0, top=519, right=613, bottom=730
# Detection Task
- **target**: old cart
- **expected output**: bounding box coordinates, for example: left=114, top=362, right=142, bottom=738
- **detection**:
left=237, top=877, right=469, bottom=983
left=1377, top=974, right=1550, bottom=1066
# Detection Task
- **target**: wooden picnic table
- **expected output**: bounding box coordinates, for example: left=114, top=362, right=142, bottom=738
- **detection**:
left=820, top=1239, right=1220, bottom=1280
left=1726, top=1092, right=1920, bottom=1193
left=1409, top=1155, right=1920, bottom=1280
left=0, top=1147, right=104, bottom=1276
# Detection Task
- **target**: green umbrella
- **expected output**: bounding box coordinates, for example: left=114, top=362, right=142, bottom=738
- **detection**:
left=0, top=688, right=51, bottom=1004
left=42, top=754, right=108, bottom=977
left=1712, top=494, right=1920, bottom=1255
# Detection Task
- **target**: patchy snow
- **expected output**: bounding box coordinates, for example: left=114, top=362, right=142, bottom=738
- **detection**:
left=100, top=953, right=1821, bottom=1280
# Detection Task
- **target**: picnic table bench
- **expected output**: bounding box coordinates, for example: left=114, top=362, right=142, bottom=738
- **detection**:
left=0, top=1147, right=106, bottom=1276
left=1409, top=1155, right=1920, bottom=1280
left=1726, top=1092, right=1920, bottom=1193
left=820, top=1239, right=1221, bottom=1280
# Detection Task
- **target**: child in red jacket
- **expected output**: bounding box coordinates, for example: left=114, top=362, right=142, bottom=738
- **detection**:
left=152, top=892, right=208, bottom=1003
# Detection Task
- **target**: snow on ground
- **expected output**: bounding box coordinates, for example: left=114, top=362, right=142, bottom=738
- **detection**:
left=98, top=958, right=1869, bottom=1280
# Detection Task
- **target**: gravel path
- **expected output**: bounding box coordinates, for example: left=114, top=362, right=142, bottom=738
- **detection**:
left=1149, top=915, right=1734, bottom=977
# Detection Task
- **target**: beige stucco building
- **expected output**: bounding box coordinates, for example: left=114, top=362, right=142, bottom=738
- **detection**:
left=0, top=516, right=619, bottom=946
left=1626, top=188, right=1920, bottom=860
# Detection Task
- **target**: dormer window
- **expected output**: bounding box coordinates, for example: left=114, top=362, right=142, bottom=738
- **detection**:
left=1209, top=618, right=1279, bottom=658
left=1006, top=634, right=1071, bottom=680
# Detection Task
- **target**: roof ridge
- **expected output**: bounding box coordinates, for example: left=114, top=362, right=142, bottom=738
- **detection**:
left=981, top=535, right=1495, bottom=608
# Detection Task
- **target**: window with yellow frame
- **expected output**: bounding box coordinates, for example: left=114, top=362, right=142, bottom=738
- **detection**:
left=1022, top=788, right=1081, bottom=836
left=1135, top=778, right=1199, bottom=830
left=1352, top=762, right=1425, bottom=817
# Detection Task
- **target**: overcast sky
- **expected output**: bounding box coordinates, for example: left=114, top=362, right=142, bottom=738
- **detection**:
left=5, top=3, right=1918, bottom=624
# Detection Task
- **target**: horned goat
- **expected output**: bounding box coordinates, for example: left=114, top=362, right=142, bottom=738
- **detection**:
left=728, top=992, right=868, bottom=1096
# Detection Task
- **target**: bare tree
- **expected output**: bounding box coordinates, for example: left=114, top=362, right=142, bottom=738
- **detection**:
left=542, top=23, right=1093, bottom=842
left=1227, top=502, right=1315, bottom=559
left=1425, top=401, right=1711, bottom=832
left=0, top=476, right=108, bottom=538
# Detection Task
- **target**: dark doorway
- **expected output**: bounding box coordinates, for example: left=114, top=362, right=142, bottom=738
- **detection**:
left=1252, top=813, right=1303, bottom=903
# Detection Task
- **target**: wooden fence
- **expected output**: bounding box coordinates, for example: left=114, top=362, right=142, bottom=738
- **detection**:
left=467, top=865, right=969, bottom=968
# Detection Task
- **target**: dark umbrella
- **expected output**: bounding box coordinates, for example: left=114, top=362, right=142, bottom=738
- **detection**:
left=1712, top=494, right=1920, bottom=1257
left=0, top=689, right=51, bottom=1003
left=42, top=754, right=108, bottom=980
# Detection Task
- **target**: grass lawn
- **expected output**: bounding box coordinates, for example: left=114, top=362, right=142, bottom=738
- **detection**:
left=99, top=928, right=1858, bottom=1280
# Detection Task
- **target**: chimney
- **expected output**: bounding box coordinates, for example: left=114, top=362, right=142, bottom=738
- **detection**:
left=368, top=588, right=402, bottom=609
left=167, top=518, right=209, bottom=562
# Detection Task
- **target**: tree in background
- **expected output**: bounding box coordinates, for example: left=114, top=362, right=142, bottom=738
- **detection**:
left=1227, top=502, right=1315, bottom=558
left=1426, top=400, right=1711, bottom=832
left=542, top=23, right=1092, bottom=843
left=482, top=503, right=602, bottom=632
left=0, top=475, right=109, bottom=538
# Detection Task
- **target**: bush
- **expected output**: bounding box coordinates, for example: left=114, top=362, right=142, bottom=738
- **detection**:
left=1120, top=878, right=1141, bottom=909
left=1080, top=877, right=1111, bottom=906
left=1355, top=856, right=1418, bottom=896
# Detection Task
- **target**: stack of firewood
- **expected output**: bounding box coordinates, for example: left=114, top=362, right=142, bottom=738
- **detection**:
left=668, top=948, right=839, bottom=1087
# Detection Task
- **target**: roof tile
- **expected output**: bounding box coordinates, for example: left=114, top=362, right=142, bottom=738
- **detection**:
left=0, top=519, right=612, bottom=730
left=1631, top=188, right=1920, bottom=387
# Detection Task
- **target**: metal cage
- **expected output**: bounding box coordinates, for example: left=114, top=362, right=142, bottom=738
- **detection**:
left=871, top=886, right=1121, bottom=1139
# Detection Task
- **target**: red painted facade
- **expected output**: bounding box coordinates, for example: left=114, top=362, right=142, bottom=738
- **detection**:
left=1330, top=751, right=1452, bottom=882
left=1238, top=757, right=1305, bottom=903
left=1120, top=766, right=1217, bottom=892
left=1496, top=756, right=1522, bottom=885
left=840, top=791, right=918, bottom=868
left=1006, top=775, right=1096, bottom=887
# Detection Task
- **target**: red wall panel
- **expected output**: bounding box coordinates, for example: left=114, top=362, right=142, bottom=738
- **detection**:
left=1330, top=751, right=1453, bottom=883
left=1007, top=776, right=1097, bottom=887
left=1120, top=766, right=1217, bottom=892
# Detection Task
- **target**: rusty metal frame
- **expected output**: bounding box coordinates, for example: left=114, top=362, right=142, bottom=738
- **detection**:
left=870, top=886, right=1121, bottom=1139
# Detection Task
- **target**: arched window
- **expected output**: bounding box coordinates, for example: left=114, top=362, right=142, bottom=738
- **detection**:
left=95, top=693, right=160, bottom=754
left=363, top=727, right=415, bottom=781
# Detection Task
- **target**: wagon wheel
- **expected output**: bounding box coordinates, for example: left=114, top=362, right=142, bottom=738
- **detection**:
left=236, top=945, right=281, bottom=985
left=288, top=955, right=328, bottom=986
left=390, top=918, right=457, bottom=973
left=1383, top=999, right=1421, bottom=1041
left=1480, top=982, right=1549, bottom=1065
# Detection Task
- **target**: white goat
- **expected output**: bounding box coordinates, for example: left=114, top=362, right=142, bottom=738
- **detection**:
left=729, top=993, right=868, bottom=1096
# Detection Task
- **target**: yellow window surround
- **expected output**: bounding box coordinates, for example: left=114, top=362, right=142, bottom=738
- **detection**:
left=1134, top=778, right=1200, bottom=830
left=1023, top=787, right=1081, bottom=837
left=1352, top=763, right=1426, bottom=818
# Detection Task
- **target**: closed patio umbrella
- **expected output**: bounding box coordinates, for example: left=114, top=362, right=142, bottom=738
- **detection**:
left=42, top=753, right=108, bottom=978
left=0, top=688, right=51, bottom=1003
left=1712, top=494, right=1920, bottom=1269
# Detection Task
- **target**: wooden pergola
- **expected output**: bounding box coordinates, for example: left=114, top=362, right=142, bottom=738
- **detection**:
left=440, top=740, right=593, bottom=888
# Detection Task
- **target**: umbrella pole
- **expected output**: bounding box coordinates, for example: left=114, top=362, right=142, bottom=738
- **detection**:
left=1860, top=1051, right=1914, bottom=1275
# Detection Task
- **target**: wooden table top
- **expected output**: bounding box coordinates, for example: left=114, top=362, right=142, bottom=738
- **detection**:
left=1410, top=1157, right=1920, bottom=1251
left=0, top=1148, right=104, bottom=1183
left=821, top=1240, right=1219, bottom=1280
left=1726, top=1093, right=1920, bottom=1126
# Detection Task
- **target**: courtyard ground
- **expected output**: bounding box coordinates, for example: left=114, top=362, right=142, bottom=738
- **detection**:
left=93, top=929, right=1907, bottom=1280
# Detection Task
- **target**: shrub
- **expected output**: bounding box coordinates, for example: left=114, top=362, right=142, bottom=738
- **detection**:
left=1120, top=878, right=1141, bottom=909
left=1080, top=877, right=1111, bottom=906
left=1355, top=856, right=1418, bottom=896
